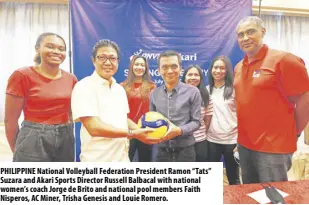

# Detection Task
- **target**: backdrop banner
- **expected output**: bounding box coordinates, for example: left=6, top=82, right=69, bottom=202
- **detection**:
left=71, top=0, right=252, bottom=162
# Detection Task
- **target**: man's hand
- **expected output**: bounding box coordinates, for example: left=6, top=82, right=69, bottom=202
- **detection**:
left=233, top=146, right=238, bottom=153
left=163, top=125, right=182, bottom=142
left=130, top=128, right=155, bottom=144
left=146, top=119, right=182, bottom=144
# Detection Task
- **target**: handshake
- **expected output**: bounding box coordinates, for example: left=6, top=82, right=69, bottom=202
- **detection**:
left=128, top=119, right=182, bottom=145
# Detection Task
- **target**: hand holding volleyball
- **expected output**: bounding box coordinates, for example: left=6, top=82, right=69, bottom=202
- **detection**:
left=137, top=112, right=182, bottom=144
left=161, top=118, right=182, bottom=142
left=129, top=127, right=155, bottom=144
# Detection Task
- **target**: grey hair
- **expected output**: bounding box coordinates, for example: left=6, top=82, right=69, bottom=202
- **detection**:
left=236, top=16, right=265, bottom=30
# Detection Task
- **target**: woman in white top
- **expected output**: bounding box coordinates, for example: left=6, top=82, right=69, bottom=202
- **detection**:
left=207, top=56, right=240, bottom=185
left=182, top=65, right=213, bottom=162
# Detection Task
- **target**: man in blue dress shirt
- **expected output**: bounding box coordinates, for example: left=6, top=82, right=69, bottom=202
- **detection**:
left=150, top=50, right=202, bottom=162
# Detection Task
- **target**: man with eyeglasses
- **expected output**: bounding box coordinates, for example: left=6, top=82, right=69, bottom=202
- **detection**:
left=71, top=39, right=153, bottom=162
left=234, top=16, right=309, bottom=183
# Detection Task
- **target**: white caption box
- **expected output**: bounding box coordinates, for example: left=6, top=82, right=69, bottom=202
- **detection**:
left=0, top=162, right=223, bottom=204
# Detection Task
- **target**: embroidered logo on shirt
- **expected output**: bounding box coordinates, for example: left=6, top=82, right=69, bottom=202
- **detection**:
left=252, top=70, right=261, bottom=78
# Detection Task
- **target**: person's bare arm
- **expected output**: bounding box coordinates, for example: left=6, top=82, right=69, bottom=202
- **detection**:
left=5, top=94, right=24, bottom=152
left=304, top=122, right=309, bottom=145
left=288, top=91, right=309, bottom=134
left=79, top=116, right=153, bottom=143
left=204, top=115, right=212, bottom=132
left=68, top=108, right=73, bottom=123
left=80, top=116, right=128, bottom=138
left=127, top=118, right=139, bottom=130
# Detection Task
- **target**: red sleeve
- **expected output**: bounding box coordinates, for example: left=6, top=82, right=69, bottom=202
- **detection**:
left=6, top=70, right=29, bottom=97
left=279, top=53, right=309, bottom=96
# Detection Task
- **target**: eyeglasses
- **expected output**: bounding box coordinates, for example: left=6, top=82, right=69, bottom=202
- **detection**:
left=96, top=55, right=119, bottom=63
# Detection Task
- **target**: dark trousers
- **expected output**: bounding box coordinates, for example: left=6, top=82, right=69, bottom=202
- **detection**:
left=195, top=140, right=209, bottom=162
left=238, top=144, right=293, bottom=184
left=129, top=138, right=153, bottom=162
left=13, top=121, right=75, bottom=162
left=208, top=141, right=240, bottom=185
left=155, top=144, right=195, bottom=162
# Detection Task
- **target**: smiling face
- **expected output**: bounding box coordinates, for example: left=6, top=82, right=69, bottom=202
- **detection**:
left=92, top=46, right=119, bottom=80
left=211, top=59, right=226, bottom=82
left=185, top=67, right=201, bottom=87
left=132, top=57, right=146, bottom=77
left=36, top=35, right=66, bottom=66
left=236, top=21, right=266, bottom=57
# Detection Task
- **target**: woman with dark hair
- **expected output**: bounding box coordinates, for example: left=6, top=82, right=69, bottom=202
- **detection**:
left=207, top=56, right=240, bottom=185
left=120, top=55, right=156, bottom=162
left=182, top=65, right=213, bottom=162
left=5, top=32, right=77, bottom=162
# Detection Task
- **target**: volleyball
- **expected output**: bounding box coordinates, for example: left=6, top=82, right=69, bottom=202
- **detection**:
left=137, top=112, right=169, bottom=139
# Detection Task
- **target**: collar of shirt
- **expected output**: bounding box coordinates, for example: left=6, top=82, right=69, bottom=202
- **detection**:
left=243, top=44, right=268, bottom=66
left=214, top=84, right=225, bottom=89
left=91, top=71, right=117, bottom=86
left=163, top=81, right=182, bottom=93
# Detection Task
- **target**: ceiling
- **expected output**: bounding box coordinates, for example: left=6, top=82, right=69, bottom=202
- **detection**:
left=0, top=0, right=308, bottom=16
left=0, top=0, right=68, bottom=3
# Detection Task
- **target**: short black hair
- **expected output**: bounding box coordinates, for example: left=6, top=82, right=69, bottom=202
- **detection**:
left=157, top=50, right=182, bottom=67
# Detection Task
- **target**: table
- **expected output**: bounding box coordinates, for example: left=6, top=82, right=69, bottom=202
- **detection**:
left=224, top=180, right=309, bottom=204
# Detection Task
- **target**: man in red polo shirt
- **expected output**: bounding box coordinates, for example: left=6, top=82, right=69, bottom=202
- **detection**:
left=234, top=16, right=309, bottom=184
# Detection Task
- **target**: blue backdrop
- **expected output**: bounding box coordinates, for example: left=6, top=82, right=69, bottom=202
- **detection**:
left=70, top=0, right=252, bottom=162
